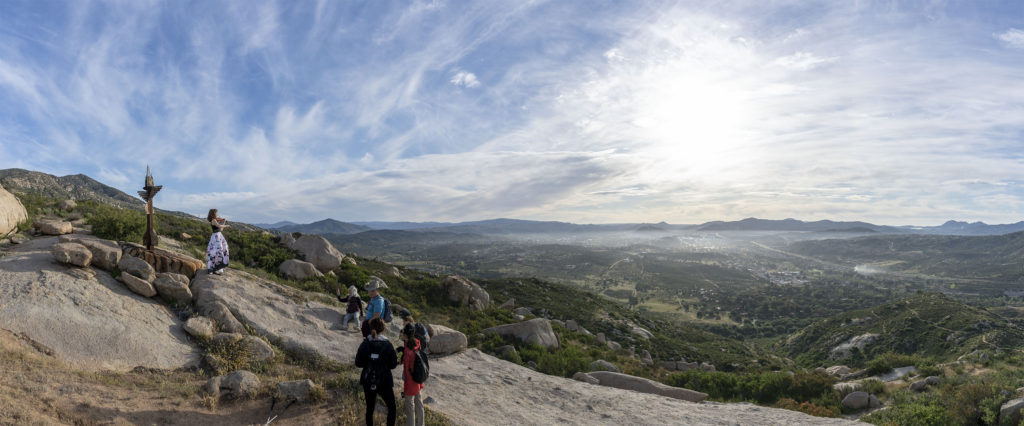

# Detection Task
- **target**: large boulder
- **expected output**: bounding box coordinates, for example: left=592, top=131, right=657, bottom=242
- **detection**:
left=443, top=275, right=490, bottom=311
left=630, top=326, right=653, bottom=339
left=482, top=318, right=559, bottom=349
left=121, top=273, right=157, bottom=297
left=909, top=380, right=928, bottom=392
left=830, top=333, right=879, bottom=360
left=0, top=184, right=27, bottom=237
left=198, top=300, right=247, bottom=334
left=153, top=273, right=193, bottom=305
left=1001, top=398, right=1024, bottom=426
left=183, top=316, right=217, bottom=339
left=58, top=235, right=120, bottom=271
left=587, top=371, right=707, bottom=403
left=640, top=350, right=654, bottom=366
left=51, top=242, right=92, bottom=267
left=290, top=235, right=345, bottom=272
left=33, top=219, right=73, bottom=235
left=428, top=324, right=468, bottom=355
left=825, top=365, right=852, bottom=377
left=572, top=372, right=600, bottom=385
left=277, top=379, right=318, bottom=402
left=219, top=370, right=260, bottom=399
left=841, top=391, right=870, bottom=410
left=59, top=200, right=77, bottom=210
left=278, top=259, right=324, bottom=280
left=118, top=256, right=156, bottom=283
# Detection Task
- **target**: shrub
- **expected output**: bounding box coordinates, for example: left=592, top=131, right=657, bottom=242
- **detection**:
left=774, top=398, right=839, bottom=417
left=860, top=378, right=885, bottom=395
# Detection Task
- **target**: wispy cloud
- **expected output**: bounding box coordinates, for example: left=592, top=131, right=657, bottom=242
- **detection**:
left=997, top=28, right=1024, bottom=48
left=1, top=1, right=1023, bottom=225
left=450, top=70, right=480, bottom=88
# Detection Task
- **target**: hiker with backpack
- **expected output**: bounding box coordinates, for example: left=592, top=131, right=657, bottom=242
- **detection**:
left=361, top=276, right=393, bottom=338
left=336, top=285, right=365, bottom=332
left=355, top=317, right=399, bottom=426
left=398, top=309, right=430, bottom=353
left=398, top=323, right=428, bottom=426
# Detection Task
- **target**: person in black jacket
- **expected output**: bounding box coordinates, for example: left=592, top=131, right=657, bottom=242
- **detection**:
left=355, top=317, right=399, bottom=426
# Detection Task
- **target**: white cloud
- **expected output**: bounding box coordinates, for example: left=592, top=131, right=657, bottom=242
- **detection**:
left=772, top=51, right=837, bottom=70
left=997, top=28, right=1024, bottom=48
left=450, top=70, right=480, bottom=88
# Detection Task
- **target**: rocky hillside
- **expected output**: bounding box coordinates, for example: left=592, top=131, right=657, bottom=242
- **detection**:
left=0, top=168, right=143, bottom=210
left=0, top=232, right=854, bottom=425
left=783, top=292, right=1024, bottom=367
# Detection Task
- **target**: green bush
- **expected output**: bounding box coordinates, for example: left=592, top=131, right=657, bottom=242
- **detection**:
left=860, top=378, right=885, bottom=395
left=664, top=369, right=836, bottom=406
left=774, top=398, right=839, bottom=417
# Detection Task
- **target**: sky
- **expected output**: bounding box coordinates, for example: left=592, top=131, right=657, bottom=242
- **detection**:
left=2, top=0, right=1024, bottom=226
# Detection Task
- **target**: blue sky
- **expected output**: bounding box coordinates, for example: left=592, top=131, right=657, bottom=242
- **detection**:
left=2, top=0, right=1024, bottom=225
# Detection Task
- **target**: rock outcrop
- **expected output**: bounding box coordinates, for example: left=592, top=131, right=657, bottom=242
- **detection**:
left=1001, top=398, right=1024, bottom=426
left=153, top=273, right=192, bottom=305
left=841, top=391, right=870, bottom=410
left=33, top=219, right=73, bottom=235
left=59, top=199, right=77, bottom=210
left=427, top=324, right=468, bottom=355
left=585, top=371, right=707, bottom=403
left=190, top=270, right=361, bottom=362
left=58, top=235, right=120, bottom=271
left=118, top=255, right=156, bottom=282
left=278, top=258, right=324, bottom=280
left=290, top=235, right=345, bottom=272
left=277, top=379, right=318, bottom=402
left=183, top=316, right=216, bottom=339
left=0, top=184, right=27, bottom=237
left=121, top=273, right=157, bottom=297
left=482, top=318, right=559, bottom=349
left=0, top=237, right=199, bottom=370
left=51, top=242, right=92, bottom=267
left=831, top=333, right=879, bottom=360
left=443, top=275, right=490, bottom=311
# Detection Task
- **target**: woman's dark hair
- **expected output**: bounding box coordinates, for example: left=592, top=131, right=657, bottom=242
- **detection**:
left=207, top=209, right=218, bottom=222
left=369, top=317, right=386, bottom=335
left=402, top=323, right=416, bottom=341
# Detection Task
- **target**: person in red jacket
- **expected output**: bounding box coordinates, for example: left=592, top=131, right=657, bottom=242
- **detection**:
left=399, top=323, right=425, bottom=426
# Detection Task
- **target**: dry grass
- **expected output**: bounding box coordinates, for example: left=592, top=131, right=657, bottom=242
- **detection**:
left=0, top=328, right=452, bottom=425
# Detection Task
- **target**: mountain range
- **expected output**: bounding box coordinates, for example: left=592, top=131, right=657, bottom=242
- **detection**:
left=6, top=168, right=1021, bottom=237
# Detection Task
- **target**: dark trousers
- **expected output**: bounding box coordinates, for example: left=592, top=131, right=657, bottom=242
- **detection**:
left=363, top=384, right=396, bottom=426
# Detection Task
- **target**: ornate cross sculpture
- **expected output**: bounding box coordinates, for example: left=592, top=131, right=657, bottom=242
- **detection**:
left=137, top=165, right=162, bottom=250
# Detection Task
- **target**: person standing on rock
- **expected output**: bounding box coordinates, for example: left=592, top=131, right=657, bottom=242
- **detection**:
left=336, top=285, right=365, bottom=332
left=398, top=323, right=425, bottom=426
left=355, top=317, right=398, bottom=426
left=361, top=277, right=388, bottom=338
left=205, top=209, right=230, bottom=275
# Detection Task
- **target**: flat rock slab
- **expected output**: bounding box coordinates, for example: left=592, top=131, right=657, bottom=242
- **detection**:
left=0, top=237, right=200, bottom=371
left=426, top=349, right=857, bottom=426
left=190, top=270, right=364, bottom=362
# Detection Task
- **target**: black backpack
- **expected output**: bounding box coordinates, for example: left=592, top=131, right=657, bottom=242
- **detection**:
left=411, top=348, right=429, bottom=384
left=414, top=323, right=429, bottom=344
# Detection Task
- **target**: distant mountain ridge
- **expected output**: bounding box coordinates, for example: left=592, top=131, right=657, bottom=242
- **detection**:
left=276, top=218, right=372, bottom=235
left=696, top=218, right=904, bottom=233
left=912, top=220, right=1024, bottom=236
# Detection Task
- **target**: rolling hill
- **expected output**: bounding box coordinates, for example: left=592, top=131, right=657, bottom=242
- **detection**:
left=783, top=292, right=1024, bottom=367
